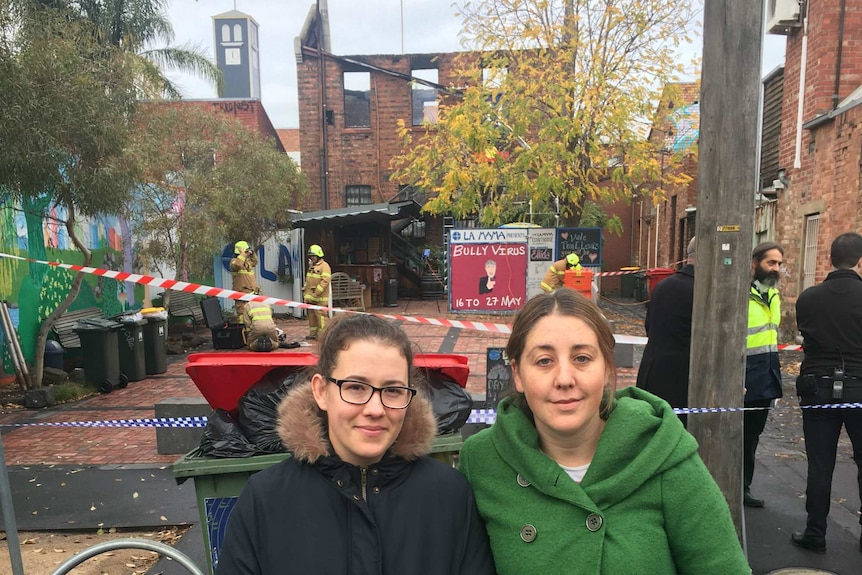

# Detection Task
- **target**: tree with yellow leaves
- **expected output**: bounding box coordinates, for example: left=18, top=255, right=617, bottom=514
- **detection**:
left=391, top=0, right=698, bottom=227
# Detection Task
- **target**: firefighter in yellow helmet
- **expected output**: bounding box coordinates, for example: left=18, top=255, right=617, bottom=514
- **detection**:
left=303, top=244, right=331, bottom=340
left=230, top=241, right=260, bottom=324
left=242, top=301, right=279, bottom=352
left=540, top=253, right=582, bottom=293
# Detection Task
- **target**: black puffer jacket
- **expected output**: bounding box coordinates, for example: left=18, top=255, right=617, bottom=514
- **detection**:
left=215, top=381, right=495, bottom=575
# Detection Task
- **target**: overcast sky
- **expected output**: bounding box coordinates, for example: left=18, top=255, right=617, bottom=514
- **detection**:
left=166, top=0, right=787, bottom=128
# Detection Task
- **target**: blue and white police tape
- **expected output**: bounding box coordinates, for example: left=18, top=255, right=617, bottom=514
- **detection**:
left=466, top=402, right=862, bottom=425
left=0, top=417, right=208, bottom=428
left=2, top=402, right=861, bottom=429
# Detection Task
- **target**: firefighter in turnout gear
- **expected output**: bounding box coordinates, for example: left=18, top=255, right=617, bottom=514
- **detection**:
left=303, top=244, right=331, bottom=340
left=540, top=253, right=582, bottom=293
left=242, top=301, right=279, bottom=352
left=230, top=240, right=259, bottom=324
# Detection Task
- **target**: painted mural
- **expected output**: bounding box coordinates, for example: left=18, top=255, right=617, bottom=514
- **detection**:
left=0, top=195, right=129, bottom=369
left=0, top=193, right=301, bottom=375
left=670, top=103, right=700, bottom=152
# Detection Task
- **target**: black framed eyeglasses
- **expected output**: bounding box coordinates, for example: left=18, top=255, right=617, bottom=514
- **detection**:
left=326, top=377, right=416, bottom=409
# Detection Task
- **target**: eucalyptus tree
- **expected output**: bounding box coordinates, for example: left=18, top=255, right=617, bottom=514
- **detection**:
left=1, top=0, right=139, bottom=388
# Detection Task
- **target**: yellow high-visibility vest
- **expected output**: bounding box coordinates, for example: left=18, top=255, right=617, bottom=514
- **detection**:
left=747, top=285, right=780, bottom=356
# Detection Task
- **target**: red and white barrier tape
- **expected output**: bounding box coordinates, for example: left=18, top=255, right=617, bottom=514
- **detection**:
left=0, top=252, right=805, bottom=349
left=0, top=252, right=513, bottom=334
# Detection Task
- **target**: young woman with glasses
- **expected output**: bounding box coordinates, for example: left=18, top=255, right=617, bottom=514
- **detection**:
left=216, top=314, right=495, bottom=575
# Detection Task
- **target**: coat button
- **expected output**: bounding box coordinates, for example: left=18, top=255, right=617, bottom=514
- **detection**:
left=353, top=494, right=362, bottom=502
left=520, top=524, right=537, bottom=542
left=372, top=486, right=380, bottom=494
left=516, top=473, right=531, bottom=487
left=586, top=514, right=603, bottom=532
left=336, top=480, right=344, bottom=488
left=371, top=468, right=379, bottom=475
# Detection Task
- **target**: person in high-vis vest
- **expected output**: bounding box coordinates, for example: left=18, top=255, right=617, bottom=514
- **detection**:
left=230, top=240, right=260, bottom=324
left=242, top=301, right=279, bottom=352
left=303, top=244, right=331, bottom=340
left=540, top=253, right=582, bottom=293
left=743, top=241, right=785, bottom=509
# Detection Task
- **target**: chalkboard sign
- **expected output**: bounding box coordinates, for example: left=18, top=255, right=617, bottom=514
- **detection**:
left=556, top=227, right=602, bottom=267
left=486, top=347, right=513, bottom=408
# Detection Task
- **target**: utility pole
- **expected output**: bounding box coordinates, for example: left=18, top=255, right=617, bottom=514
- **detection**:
left=688, top=0, right=763, bottom=545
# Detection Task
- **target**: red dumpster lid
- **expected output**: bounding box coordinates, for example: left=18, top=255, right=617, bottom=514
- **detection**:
left=185, top=352, right=318, bottom=413
left=185, top=352, right=470, bottom=412
left=413, top=353, right=470, bottom=388
left=646, top=267, right=676, bottom=277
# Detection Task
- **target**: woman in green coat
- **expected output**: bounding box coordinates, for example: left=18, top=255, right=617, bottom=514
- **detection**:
left=459, top=289, right=750, bottom=574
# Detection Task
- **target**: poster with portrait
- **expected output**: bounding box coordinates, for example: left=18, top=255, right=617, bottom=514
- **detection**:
left=556, top=227, right=602, bottom=267
left=448, top=228, right=528, bottom=312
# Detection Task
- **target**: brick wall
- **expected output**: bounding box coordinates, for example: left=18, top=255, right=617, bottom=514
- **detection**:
left=647, top=155, right=699, bottom=269
left=774, top=0, right=862, bottom=337
left=778, top=0, right=862, bottom=203
left=778, top=103, right=862, bottom=293
left=628, top=83, right=700, bottom=277
left=298, top=50, right=465, bottom=213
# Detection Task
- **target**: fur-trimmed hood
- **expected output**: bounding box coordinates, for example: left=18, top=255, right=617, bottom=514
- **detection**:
left=277, top=380, right=438, bottom=464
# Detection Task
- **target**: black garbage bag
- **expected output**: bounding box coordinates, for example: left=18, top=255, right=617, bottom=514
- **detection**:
left=426, top=371, right=473, bottom=434
left=238, top=368, right=304, bottom=453
left=198, top=409, right=259, bottom=458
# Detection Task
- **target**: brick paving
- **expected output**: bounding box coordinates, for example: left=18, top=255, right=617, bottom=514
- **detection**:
left=0, top=299, right=638, bottom=467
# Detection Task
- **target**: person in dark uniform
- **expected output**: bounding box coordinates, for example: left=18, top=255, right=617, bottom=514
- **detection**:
left=791, top=232, right=862, bottom=553
left=636, top=236, right=696, bottom=426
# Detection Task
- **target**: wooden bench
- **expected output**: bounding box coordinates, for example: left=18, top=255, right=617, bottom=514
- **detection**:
left=329, top=272, right=366, bottom=312
left=52, top=307, right=104, bottom=349
left=167, top=290, right=205, bottom=327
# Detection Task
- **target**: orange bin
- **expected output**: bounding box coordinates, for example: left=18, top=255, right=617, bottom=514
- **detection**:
left=563, top=268, right=594, bottom=299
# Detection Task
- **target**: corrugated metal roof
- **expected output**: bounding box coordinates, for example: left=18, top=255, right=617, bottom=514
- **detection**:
left=291, top=200, right=421, bottom=227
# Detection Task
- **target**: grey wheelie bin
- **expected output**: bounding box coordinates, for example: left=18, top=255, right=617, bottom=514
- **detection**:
left=142, top=313, right=168, bottom=375
left=117, top=317, right=147, bottom=382
left=73, top=318, right=127, bottom=393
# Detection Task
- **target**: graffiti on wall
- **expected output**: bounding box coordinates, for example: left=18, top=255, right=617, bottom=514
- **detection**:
left=670, top=103, right=699, bottom=152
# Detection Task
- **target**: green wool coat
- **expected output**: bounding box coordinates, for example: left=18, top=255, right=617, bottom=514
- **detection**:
left=459, top=387, right=750, bottom=575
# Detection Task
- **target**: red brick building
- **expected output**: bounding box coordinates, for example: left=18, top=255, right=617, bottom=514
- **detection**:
left=631, top=83, right=701, bottom=273
left=769, top=0, right=862, bottom=336
left=294, top=11, right=461, bottom=216
left=293, top=8, right=648, bottom=293
left=292, top=7, right=465, bottom=297
left=627, top=0, right=862, bottom=324
left=276, top=128, right=301, bottom=167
